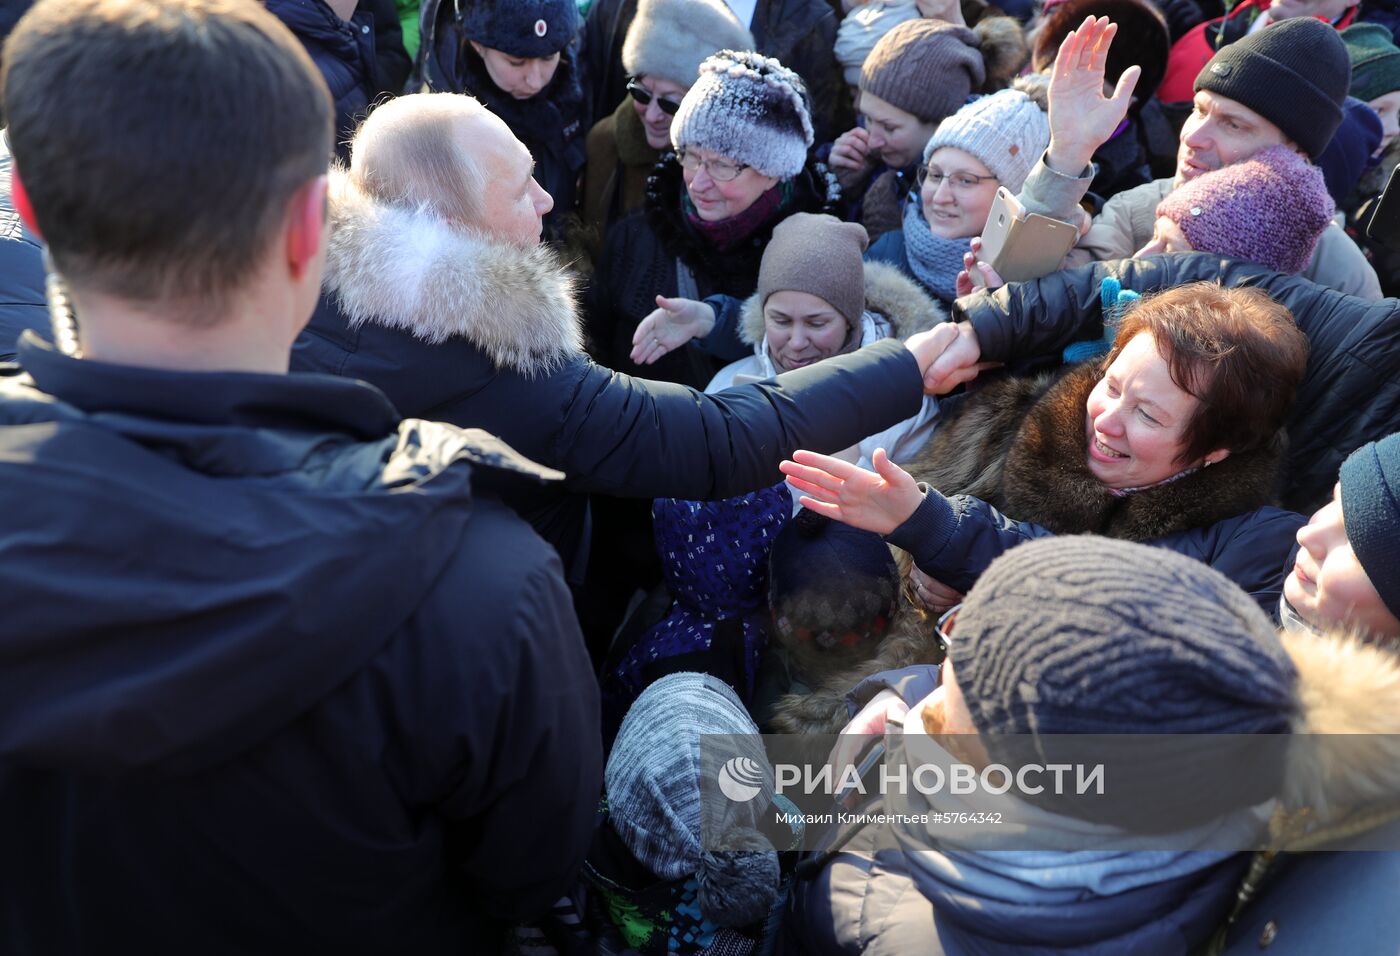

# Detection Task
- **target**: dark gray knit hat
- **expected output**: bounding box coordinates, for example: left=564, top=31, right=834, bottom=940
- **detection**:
left=950, top=537, right=1299, bottom=829
left=758, top=213, right=869, bottom=326
left=859, top=19, right=986, bottom=124
left=606, top=673, right=780, bottom=927
left=671, top=50, right=814, bottom=179
left=1194, top=16, right=1351, bottom=160
left=460, top=0, right=579, bottom=58
left=951, top=537, right=1299, bottom=739
left=1339, top=432, right=1400, bottom=620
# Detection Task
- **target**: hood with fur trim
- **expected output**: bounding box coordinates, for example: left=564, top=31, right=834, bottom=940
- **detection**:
left=322, top=168, right=584, bottom=380
left=736, top=260, right=945, bottom=347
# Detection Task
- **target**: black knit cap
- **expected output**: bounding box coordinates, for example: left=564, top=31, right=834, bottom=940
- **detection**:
left=1193, top=16, right=1351, bottom=160
left=1340, top=433, right=1400, bottom=621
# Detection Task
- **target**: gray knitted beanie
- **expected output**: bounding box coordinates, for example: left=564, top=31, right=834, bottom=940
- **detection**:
left=835, top=0, right=921, bottom=86
left=922, top=88, right=1048, bottom=192
left=671, top=50, right=814, bottom=179
left=622, top=0, right=755, bottom=90
left=606, top=673, right=780, bottom=927
left=951, top=537, right=1299, bottom=738
left=860, top=19, right=986, bottom=124
left=1194, top=16, right=1350, bottom=160
left=758, top=213, right=869, bottom=326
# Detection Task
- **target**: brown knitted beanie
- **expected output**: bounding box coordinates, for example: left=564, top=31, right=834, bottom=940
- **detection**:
left=859, top=19, right=985, bottom=124
left=758, top=213, right=869, bottom=327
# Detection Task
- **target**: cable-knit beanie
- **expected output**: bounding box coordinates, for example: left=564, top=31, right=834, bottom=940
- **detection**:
left=949, top=537, right=1298, bottom=828
left=952, top=537, right=1298, bottom=738
left=835, top=0, right=921, bottom=86
left=671, top=50, right=814, bottom=179
left=622, top=0, right=755, bottom=90
left=757, top=213, right=869, bottom=326
left=1032, top=0, right=1171, bottom=104
left=1156, top=144, right=1333, bottom=274
left=1339, top=433, right=1400, bottom=621
left=459, top=0, right=579, bottom=58
left=1343, top=23, right=1400, bottom=102
left=859, top=19, right=986, bottom=124
left=1194, top=16, right=1350, bottom=160
left=922, top=88, right=1048, bottom=192
left=606, top=673, right=780, bottom=928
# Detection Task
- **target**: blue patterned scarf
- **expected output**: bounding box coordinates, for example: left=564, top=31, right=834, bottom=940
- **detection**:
left=901, top=196, right=972, bottom=305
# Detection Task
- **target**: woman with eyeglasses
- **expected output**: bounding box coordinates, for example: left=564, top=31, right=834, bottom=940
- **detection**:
left=864, top=83, right=1050, bottom=305
left=420, top=0, right=586, bottom=242
left=587, top=49, right=840, bottom=390
left=579, top=0, right=753, bottom=265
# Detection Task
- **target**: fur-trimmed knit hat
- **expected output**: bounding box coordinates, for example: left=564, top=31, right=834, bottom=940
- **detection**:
left=606, top=673, right=780, bottom=927
left=1343, top=23, right=1400, bottom=102
left=859, top=19, right=986, bottom=124
left=459, top=0, right=579, bottom=58
left=1032, top=0, right=1171, bottom=105
left=1339, top=433, right=1400, bottom=621
left=835, top=0, right=921, bottom=86
left=923, top=88, right=1049, bottom=192
left=1194, top=16, right=1350, bottom=160
left=671, top=50, right=814, bottom=179
left=622, top=0, right=755, bottom=90
left=758, top=213, right=869, bottom=326
left=1156, top=145, right=1333, bottom=274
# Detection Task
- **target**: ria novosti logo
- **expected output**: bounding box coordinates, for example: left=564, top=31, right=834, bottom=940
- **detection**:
left=716, top=756, right=767, bottom=802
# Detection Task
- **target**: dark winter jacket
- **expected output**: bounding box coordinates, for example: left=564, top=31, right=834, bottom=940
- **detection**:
left=265, top=0, right=410, bottom=158
left=0, top=138, right=45, bottom=362
left=588, top=152, right=840, bottom=388
left=953, top=253, right=1400, bottom=513
left=0, top=332, right=602, bottom=955
left=293, top=169, right=924, bottom=580
left=579, top=0, right=848, bottom=140
left=420, top=0, right=589, bottom=240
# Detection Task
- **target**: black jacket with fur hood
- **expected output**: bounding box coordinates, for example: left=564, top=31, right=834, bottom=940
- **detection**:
left=293, top=169, right=926, bottom=580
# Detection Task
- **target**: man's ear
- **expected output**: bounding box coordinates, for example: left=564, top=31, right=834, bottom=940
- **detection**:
left=285, top=175, right=328, bottom=281
left=10, top=165, right=43, bottom=241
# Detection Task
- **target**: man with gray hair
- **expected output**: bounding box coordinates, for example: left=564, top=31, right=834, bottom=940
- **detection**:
left=294, top=91, right=962, bottom=640
left=0, top=1, right=600, bottom=951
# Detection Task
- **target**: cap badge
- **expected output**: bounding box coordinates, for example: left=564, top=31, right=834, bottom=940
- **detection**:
left=1210, top=62, right=1232, bottom=77
left=534, top=18, right=548, bottom=36
left=1190, top=206, right=1202, bottom=216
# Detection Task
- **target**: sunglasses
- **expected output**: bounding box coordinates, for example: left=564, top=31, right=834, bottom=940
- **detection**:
left=936, top=603, right=961, bottom=655
left=627, top=78, right=682, bottom=117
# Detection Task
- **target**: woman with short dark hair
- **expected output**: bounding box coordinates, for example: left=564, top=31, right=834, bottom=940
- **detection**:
left=774, top=282, right=1311, bottom=732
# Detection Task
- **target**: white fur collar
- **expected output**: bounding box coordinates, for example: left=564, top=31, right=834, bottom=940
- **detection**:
left=322, top=168, right=583, bottom=379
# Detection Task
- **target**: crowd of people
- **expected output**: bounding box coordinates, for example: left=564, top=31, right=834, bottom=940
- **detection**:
left=2, top=0, right=1400, bottom=953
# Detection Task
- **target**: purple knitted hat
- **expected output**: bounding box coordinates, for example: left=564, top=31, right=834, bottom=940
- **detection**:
left=1156, top=146, right=1334, bottom=275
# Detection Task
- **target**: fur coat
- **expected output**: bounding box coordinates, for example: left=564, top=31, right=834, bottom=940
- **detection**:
left=768, top=363, right=1288, bottom=735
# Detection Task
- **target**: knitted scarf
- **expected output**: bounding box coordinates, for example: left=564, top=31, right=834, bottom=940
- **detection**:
left=901, top=197, right=971, bottom=305
left=683, top=181, right=789, bottom=253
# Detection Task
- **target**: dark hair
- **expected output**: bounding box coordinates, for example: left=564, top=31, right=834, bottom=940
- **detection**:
left=1031, top=0, right=1171, bottom=108
left=1, top=0, right=334, bottom=319
left=1102, top=282, right=1308, bottom=465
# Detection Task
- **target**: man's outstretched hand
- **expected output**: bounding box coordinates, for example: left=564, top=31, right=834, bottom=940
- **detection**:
left=780, top=448, right=925, bottom=536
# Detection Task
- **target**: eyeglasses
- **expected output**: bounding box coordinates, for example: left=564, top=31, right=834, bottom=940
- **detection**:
left=676, top=148, right=749, bottom=183
left=916, top=165, right=998, bottom=192
left=627, top=78, right=682, bottom=117
left=936, top=603, right=961, bottom=654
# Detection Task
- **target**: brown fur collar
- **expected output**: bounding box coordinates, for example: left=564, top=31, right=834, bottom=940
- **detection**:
left=906, top=363, right=1283, bottom=540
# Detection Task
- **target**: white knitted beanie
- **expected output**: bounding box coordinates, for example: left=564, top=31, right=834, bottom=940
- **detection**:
left=922, top=88, right=1049, bottom=192
left=670, top=50, right=814, bottom=179
left=622, top=0, right=755, bottom=89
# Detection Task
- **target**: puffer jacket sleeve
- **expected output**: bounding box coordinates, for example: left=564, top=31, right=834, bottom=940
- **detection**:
left=551, top=339, right=924, bottom=499
left=886, top=486, right=1302, bottom=612
left=955, top=253, right=1400, bottom=511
